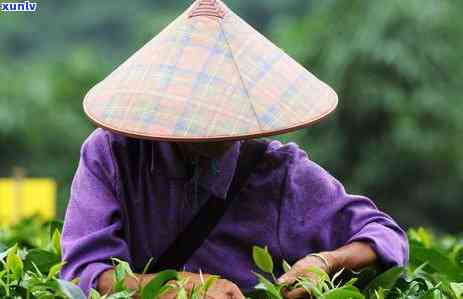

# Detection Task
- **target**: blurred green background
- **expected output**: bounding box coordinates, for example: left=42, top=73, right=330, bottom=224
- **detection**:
left=1, top=0, right=462, bottom=232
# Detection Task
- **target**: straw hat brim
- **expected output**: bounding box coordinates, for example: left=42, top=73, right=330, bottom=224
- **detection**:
left=84, top=98, right=337, bottom=142
left=83, top=0, right=339, bottom=142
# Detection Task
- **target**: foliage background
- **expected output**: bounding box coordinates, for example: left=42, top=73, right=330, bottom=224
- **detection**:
left=0, top=0, right=461, bottom=232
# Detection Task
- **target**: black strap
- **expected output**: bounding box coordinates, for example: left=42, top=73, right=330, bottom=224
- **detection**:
left=150, top=140, right=268, bottom=272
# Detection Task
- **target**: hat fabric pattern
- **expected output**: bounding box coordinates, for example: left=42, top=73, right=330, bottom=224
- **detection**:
left=83, top=0, right=338, bottom=141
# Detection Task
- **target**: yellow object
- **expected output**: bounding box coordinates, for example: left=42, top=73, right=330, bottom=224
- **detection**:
left=0, top=179, right=56, bottom=226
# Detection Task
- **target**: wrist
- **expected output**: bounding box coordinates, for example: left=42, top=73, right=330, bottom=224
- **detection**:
left=317, top=251, right=341, bottom=274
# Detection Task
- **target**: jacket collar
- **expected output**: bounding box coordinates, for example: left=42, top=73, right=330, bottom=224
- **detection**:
left=154, top=141, right=241, bottom=199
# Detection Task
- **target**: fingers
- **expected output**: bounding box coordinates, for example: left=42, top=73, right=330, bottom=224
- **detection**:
left=227, top=285, right=245, bottom=299
left=278, top=271, right=297, bottom=286
left=283, top=287, right=311, bottom=299
left=207, top=279, right=245, bottom=299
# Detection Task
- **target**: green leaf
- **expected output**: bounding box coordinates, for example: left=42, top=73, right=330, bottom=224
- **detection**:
left=141, top=257, right=154, bottom=275
left=24, top=249, right=61, bottom=274
left=364, top=267, right=404, bottom=296
left=45, top=219, right=64, bottom=239
left=450, top=282, right=463, bottom=298
left=51, top=229, right=61, bottom=257
left=306, top=266, right=330, bottom=283
left=252, top=246, right=274, bottom=275
left=89, top=289, right=102, bottom=299
left=408, top=228, right=433, bottom=248
left=177, top=287, right=188, bottom=299
left=419, top=289, right=441, bottom=299
left=253, top=272, right=282, bottom=299
left=58, top=279, right=87, bottom=299
left=9, top=285, right=33, bottom=299
left=202, top=275, right=220, bottom=295
left=190, top=284, right=200, bottom=299
left=6, top=248, right=23, bottom=280
left=410, top=244, right=463, bottom=281
left=47, top=261, right=65, bottom=280
left=140, top=270, right=178, bottom=299
left=373, top=288, right=387, bottom=299
left=112, top=258, right=136, bottom=292
left=320, top=286, right=365, bottom=299
left=107, top=289, right=136, bottom=299
left=112, top=258, right=136, bottom=279
left=452, top=246, right=463, bottom=267
left=331, top=268, right=345, bottom=286
left=282, top=260, right=291, bottom=273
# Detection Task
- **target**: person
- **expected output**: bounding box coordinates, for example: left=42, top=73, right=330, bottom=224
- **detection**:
left=61, top=1, right=408, bottom=298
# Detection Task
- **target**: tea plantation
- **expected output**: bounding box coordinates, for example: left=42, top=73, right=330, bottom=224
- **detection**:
left=1, top=218, right=462, bottom=298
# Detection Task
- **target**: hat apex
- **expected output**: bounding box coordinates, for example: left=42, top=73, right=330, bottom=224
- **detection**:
left=189, top=0, right=226, bottom=19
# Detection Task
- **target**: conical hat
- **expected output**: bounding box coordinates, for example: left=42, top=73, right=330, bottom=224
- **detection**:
left=83, top=0, right=338, bottom=142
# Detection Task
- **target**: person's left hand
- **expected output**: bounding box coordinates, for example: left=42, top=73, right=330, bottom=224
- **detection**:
left=277, top=253, right=335, bottom=299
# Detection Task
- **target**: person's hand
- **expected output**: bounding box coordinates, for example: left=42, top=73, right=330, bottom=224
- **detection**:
left=277, top=253, right=336, bottom=299
left=160, top=272, right=245, bottom=299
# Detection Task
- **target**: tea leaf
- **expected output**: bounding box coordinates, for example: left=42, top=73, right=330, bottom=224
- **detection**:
left=253, top=272, right=282, bottom=299
left=178, top=288, right=188, bottom=299
left=452, top=246, right=463, bottom=267
left=306, top=266, right=330, bottom=283
left=420, top=288, right=441, bottom=299
left=6, top=248, right=23, bottom=280
left=58, top=279, right=87, bottom=299
left=51, top=229, right=61, bottom=257
left=6, top=251, right=24, bottom=280
left=410, top=244, right=463, bottom=281
left=282, top=260, right=291, bottom=273
left=450, top=282, right=463, bottom=298
left=141, top=257, right=154, bottom=275
left=24, top=249, right=61, bottom=274
left=140, top=269, right=178, bottom=299
left=202, top=275, right=220, bottom=295
left=320, top=286, right=365, bottom=299
left=45, top=220, right=64, bottom=240
left=252, top=246, right=274, bottom=275
left=112, top=258, right=136, bottom=292
left=107, top=289, right=136, bottom=298
left=344, top=277, right=358, bottom=287
left=47, top=261, right=65, bottom=280
left=331, top=268, right=345, bottom=286
left=409, top=228, right=433, bottom=248
left=364, top=267, right=404, bottom=296
left=373, top=288, right=387, bottom=299
left=89, top=289, right=103, bottom=299
left=112, top=258, right=136, bottom=280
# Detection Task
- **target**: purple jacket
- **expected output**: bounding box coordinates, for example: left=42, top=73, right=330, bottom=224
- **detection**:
left=61, top=129, right=408, bottom=294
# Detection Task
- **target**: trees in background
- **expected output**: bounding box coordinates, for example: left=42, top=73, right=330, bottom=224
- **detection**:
left=272, top=0, right=463, bottom=231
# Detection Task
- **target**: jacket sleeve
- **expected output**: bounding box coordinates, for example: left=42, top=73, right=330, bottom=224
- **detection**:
left=277, top=143, right=409, bottom=268
left=60, top=129, right=130, bottom=295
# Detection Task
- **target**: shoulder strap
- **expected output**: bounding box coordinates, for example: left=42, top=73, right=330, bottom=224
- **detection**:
left=150, top=139, right=268, bottom=272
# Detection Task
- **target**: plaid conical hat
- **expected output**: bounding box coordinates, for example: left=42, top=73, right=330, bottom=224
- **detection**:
left=83, top=0, right=338, bottom=142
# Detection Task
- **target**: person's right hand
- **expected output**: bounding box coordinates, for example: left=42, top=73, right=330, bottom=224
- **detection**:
left=160, top=272, right=245, bottom=299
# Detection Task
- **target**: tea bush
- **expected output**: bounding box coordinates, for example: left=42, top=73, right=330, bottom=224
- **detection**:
left=1, top=219, right=462, bottom=298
